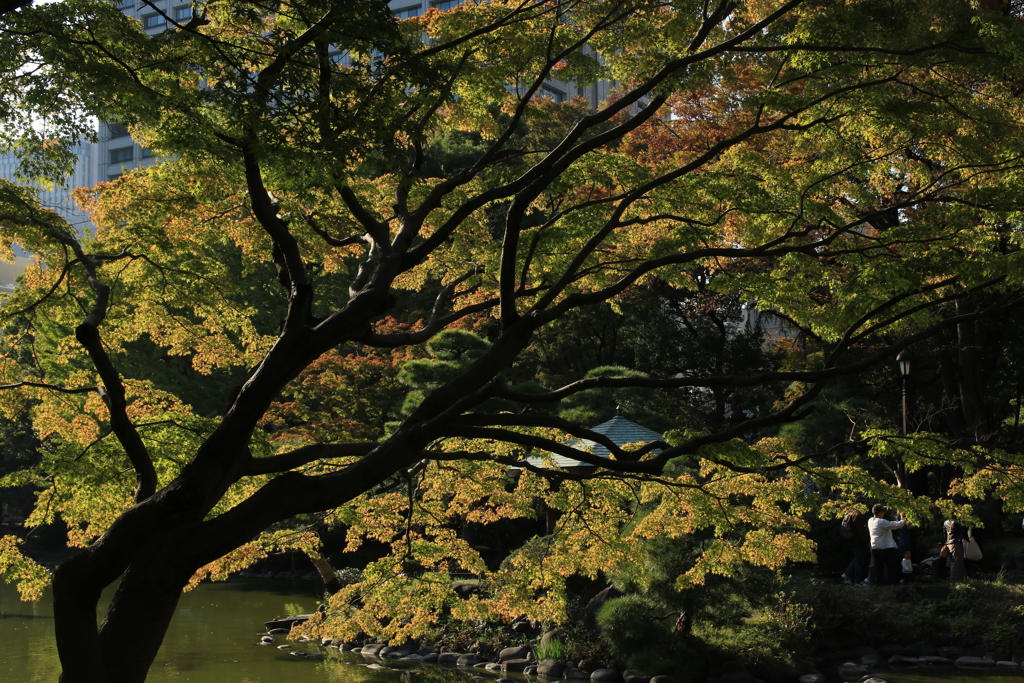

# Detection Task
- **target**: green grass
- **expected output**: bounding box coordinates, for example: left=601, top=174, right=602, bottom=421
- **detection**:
left=536, top=635, right=565, bottom=661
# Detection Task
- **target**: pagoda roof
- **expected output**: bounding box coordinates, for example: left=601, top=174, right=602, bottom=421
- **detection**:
left=526, top=413, right=665, bottom=469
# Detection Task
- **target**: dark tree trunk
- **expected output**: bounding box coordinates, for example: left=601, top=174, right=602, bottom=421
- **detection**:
left=956, top=299, right=992, bottom=445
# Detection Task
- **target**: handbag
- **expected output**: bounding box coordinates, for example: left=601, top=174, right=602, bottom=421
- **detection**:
left=965, top=533, right=983, bottom=561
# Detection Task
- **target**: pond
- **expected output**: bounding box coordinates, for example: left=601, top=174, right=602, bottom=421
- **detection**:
left=0, top=577, right=341, bottom=682
left=1, top=578, right=1020, bottom=683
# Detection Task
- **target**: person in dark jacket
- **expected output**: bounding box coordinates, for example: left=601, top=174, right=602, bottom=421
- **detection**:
left=944, top=519, right=967, bottom=583
left=841, top=508, right=871, bottom=584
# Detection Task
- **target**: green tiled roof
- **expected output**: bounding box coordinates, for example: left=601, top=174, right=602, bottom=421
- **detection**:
left=527, top=414, right=664, bottom=469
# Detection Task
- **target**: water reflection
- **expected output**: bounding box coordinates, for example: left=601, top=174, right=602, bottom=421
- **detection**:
left=3, top=579, right=1021, bottom=683
left=0, top=578, right=329, bottom=682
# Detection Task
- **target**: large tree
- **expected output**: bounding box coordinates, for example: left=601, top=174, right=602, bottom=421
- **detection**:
left=2, top=0, right=1024, bottom=681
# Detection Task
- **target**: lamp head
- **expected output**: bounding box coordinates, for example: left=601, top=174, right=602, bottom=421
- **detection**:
left=897, top=349, right=913, bottom=377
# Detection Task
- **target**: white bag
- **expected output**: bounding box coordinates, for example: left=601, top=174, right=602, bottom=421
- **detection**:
left=965, top=533, right=983, bottom=561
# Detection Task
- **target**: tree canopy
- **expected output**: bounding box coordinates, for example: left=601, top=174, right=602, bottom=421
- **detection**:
left=2, top=0, right=1024, bottom=681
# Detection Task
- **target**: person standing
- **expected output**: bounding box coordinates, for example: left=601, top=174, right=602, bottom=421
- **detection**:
left=867, top=504, right=905, bottom=585
left=944, top=518, right=967, bottom=583
left=841, top=508, right=871, bottom=584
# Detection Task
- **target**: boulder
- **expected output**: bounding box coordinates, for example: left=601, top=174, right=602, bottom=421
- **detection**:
left=503, top=658, right=533, bottom=672
left=321, top=638, right=334, bottom=646
left=538, top=659, right=567, bottom=677
left=512, top=616, right=543, bottom=637
left=498, top=678, right=518, bottom=683
left=277, top=644, right=291, bottom=650
left=887, top=656, right=919, bottom=666
left=955, top=657, right=995, bottom=667
left=340, top=644, right=353, bottom=652
left=423, top=653, right=439, bottom=663
left=437, top=652, right=462, bottom=665
left=859, top=677, right=890, bottom=683
left=565, top=668, right=591, bottom=679
left=1013, top=651, right=1024, bottom=664
left=859, top=653, right=881, bottom=668
left=361, top=643, right=387, bottom=656
left=260, top=635, right=274, bottom=644
left=917, top=656, right=953, bottom=666
left=622, top=669, right=649, bottom=683
left=540, top=629, right=562, bottom=652
left=837, top=662, right=870, bottom=681
left=650, top=677, right=679, bottom=683
left=798, top=674, right=824, bottom=683
left=485, top=663, right=503, bottom=672
left=501, top=646, right=533, bottom=662
left=458, top=654, right=484, bottom=667
left=473, top=662, right=489, bottom=669
left=525, top=665, right=539, bottom=675
left=400, top=654, right=425, bottom=661
left=268, top=628, right=290, bottom=635
left=996, top=661, right=1020, bottom=668
left=591, top=668, right=622, bottom=682
left=876, top=646, right=905, bottom=658
left=580, top=586, right=623, bottom=634
left=937, top=646, right=965, bottom=659
left=452, top=582, right=481, bottom=599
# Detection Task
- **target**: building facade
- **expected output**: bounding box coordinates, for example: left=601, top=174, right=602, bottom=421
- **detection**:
left=0, top=0, right=611, bottom=288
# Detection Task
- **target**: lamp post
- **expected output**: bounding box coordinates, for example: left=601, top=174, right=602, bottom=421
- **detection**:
left=897, top=349, right=913, bottom=437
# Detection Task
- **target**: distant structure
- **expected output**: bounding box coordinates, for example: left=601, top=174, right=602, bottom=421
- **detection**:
left=1, top=0, right=611, bottom=290
left=528, top=409, right=665, bottom=470
left=387, top=0, right=616, bottom=109
left=0, top=0, right=175, bottom=290
left=523, top=409, right=664, bottom=534
left=0, top=142, right=98, bottom=290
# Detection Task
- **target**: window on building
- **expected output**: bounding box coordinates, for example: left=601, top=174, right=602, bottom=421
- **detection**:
left=107, top=123, right=130, bottom=138
left=173, top=5, right=192, bottom=21
left=141, top=148, right=154, bottom=158
left=393, top=5, right=422, bottom=19
left=431, top=0, right=460, bottom=9
left=142, top=14, right=165, bottom=29
left=541, top=85, right=566, bottom=102
left=107, top=173, right=124, bottom=181
left=115, top=0, right=134, bottom=9
left=109, top=147, right=133, bottom=164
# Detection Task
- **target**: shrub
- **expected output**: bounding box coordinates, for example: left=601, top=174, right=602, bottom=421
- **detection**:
left=596, top=594, right=706, bottom=681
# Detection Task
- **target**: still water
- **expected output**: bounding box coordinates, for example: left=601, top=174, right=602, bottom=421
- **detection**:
left=1, top=578, right=1020, bottom=683
left=0, top=577, right=385, bottom=682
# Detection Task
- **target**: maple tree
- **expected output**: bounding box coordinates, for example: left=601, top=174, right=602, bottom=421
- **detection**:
left=1, top=0, right=1024, bottom=681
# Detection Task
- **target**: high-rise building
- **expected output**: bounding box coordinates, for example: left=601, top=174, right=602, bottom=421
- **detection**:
left=0, top=0, right=611, bottom=289
left=387, top=0, right=614, bottom=109
left=0, top=1, right=170, bottom=288
left=0, top=140, right=97, bottom=290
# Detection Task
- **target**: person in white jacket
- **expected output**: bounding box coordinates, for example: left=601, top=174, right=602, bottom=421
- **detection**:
left=867, top=504, right=906, bottom=585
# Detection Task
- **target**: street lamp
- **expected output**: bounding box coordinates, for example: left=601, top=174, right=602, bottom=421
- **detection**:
left=897, top=349, right=913, bottom=436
